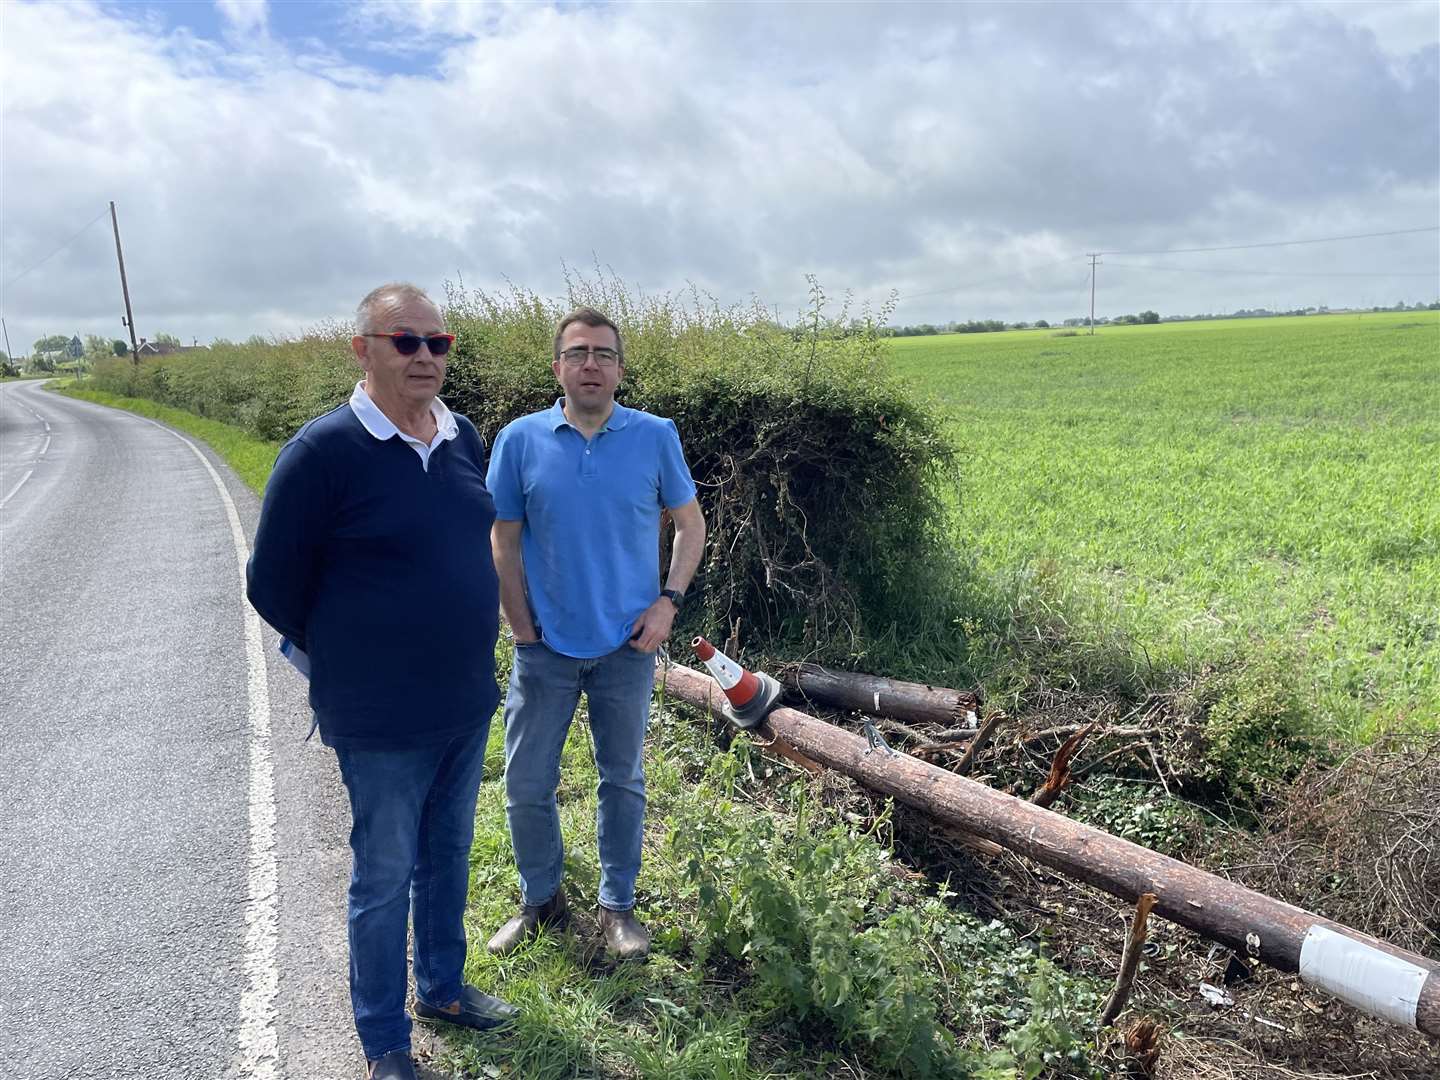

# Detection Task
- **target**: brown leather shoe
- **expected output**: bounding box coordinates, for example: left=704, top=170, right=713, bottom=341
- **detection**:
left=487, top=890, right=569, bottom=955
left=597, top=906, right=650, bottom=960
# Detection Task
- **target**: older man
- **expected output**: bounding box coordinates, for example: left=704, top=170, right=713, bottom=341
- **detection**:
left=485, top=306, right=706, bottom=961
left=247, top=283, right=516, bottom=1080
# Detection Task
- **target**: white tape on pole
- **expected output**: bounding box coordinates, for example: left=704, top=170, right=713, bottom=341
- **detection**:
left=1298, top=924, right=1427, bottom=1029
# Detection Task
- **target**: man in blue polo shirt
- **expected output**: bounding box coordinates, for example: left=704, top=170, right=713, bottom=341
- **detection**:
left=247, top=283, right=516, bottom=1080
left=485, top=306, right=706, bottom=960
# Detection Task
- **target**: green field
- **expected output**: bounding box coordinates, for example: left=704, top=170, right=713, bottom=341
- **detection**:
left=888, top=311, right=1440, bottom=735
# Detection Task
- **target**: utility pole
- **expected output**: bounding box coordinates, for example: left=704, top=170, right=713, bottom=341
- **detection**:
left=109, top=201, right=140, bottom=364
left=1087, top=253, right=1101, bottom=335
left=1, top=317, right=12, bottom=365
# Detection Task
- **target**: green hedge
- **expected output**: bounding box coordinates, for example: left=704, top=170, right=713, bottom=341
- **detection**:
left=91, top=277, right=956, bottom=658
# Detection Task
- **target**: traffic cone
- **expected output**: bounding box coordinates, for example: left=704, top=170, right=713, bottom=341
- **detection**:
left=692, top=637, right=782, bottom=729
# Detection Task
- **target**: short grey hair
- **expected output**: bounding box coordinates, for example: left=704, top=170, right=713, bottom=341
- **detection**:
left=355, top=282, right=438, bottom=334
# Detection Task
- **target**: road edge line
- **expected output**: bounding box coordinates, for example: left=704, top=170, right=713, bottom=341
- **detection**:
left=139, top=416, right=281, bottom=1079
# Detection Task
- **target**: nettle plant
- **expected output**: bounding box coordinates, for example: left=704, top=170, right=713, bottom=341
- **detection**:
left=669, top=745, right=1102, bottom=1079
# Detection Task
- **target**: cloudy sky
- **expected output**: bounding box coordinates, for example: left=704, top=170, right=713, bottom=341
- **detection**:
left=1, top=0, right=1436, bottom=351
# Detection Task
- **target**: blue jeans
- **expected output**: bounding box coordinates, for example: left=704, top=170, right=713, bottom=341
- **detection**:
left=502, top=641, right=657, bottom=911
left=333, top=727, right=490, bottom=1061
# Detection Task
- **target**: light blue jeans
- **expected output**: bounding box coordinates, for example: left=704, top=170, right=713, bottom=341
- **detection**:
left=502, top=641, right=657, bottom=911
left=333, top=728, right=489, bottom=1061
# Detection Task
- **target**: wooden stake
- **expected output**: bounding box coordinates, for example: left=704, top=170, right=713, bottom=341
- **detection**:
left=1101, top=892, right=1158, bottom=1026
left=953, top=708, right=1007, bottom=775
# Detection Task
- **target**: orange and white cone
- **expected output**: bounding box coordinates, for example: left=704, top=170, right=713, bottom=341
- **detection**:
left=692, top=637, right=782, bottom=729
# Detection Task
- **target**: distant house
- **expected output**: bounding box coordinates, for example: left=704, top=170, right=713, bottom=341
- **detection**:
left=134, top=338, right=191, bottom=357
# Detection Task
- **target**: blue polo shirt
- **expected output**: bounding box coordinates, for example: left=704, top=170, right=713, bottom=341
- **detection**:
left=487, top=399, right=698, bottom=658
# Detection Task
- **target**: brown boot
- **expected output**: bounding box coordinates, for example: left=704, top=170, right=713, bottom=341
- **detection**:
left=596, top=906, right=650, bottom=961
left=487, top=890, right=569, bottom=956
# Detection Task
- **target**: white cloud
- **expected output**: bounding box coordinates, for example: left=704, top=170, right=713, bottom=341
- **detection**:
left=0, top=0, right=1435, bottom=353
left=215, top=0, right=268, bottom=38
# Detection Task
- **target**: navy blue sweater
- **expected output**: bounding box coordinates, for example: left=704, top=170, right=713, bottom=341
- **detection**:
left=246, top=405, right=500, bottom=749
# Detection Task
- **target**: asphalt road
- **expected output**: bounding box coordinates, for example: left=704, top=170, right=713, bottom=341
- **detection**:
left=0, top=379, right=359, bottom=1078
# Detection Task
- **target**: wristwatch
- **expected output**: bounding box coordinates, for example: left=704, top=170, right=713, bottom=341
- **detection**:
left=660, top=588, right=685, bottom=611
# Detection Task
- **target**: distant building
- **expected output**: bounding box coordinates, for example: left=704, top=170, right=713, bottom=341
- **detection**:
left=134, top=338, right=191, bottom=357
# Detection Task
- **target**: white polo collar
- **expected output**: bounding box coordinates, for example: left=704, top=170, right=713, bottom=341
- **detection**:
left=350, top=382, right=458, bottom=441
left=349, top=382, right=458, bottom=470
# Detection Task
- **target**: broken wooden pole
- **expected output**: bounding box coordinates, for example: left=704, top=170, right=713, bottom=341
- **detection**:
left=1031, top=723, right=1095, bottom=808
left=782, top=663, right=981, bottom=725
left=661, top=663, right=1440, bottom=1039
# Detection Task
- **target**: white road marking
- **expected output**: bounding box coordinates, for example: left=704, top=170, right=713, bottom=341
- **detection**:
left=0, top=391, right=49, bottom=510
left=2, top=392, right=51, bottom=474
left=134, top=415, right=281, bottom=1079
left=0, top=469, right=35, bottom=510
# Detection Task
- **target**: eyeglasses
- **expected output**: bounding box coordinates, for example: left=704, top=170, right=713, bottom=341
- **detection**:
left=558, top=346, right=621, bottom=367
left=363, top=332, right=456, bottom=357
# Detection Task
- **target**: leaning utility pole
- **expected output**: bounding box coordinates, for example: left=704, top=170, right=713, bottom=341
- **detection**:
left=1, top=317, right=13, bottom=364
left=109, top=201, right=140, bottom=364
left=1087, top=253, right=1101, bottom=335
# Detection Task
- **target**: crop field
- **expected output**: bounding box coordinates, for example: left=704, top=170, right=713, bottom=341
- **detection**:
left=888, top=311, right=1440, bottom=736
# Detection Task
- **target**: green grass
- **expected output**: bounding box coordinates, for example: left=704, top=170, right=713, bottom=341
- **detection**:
left=888, top=311, right=1440, bottom=735
left=53, top=383, right=281, bottom=495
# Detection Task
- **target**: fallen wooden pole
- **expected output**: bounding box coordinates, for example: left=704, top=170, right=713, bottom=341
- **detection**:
left=782, top=663, right=980, bottom=725
left=662, top=663, right=1440, bottom=1039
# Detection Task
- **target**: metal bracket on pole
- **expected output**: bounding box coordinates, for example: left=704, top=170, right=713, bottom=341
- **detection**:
left=862, top=719, right=898, bottom=757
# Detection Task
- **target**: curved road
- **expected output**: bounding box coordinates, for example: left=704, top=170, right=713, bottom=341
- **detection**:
left=0, top=379, right=361, bottom=1078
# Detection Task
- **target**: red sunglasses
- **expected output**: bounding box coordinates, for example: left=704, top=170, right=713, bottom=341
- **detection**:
left=362, top=332, right=456, bottom=357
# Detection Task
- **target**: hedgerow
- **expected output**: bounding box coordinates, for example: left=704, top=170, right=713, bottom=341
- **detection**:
left=92, top=274, right=956, bottom=660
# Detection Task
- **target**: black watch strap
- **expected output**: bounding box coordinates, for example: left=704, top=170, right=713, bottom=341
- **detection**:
left=660, top=588, right=685, bottom=611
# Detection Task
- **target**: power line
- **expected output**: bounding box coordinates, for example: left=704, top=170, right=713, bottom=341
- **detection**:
left=893, top=225, right=1440, bottom=308
left=1096, top=225, right=1439, bottom=257
left=1104, top=260, right=1439, bottom=279
left=1, top=206, right=110, bottom=295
